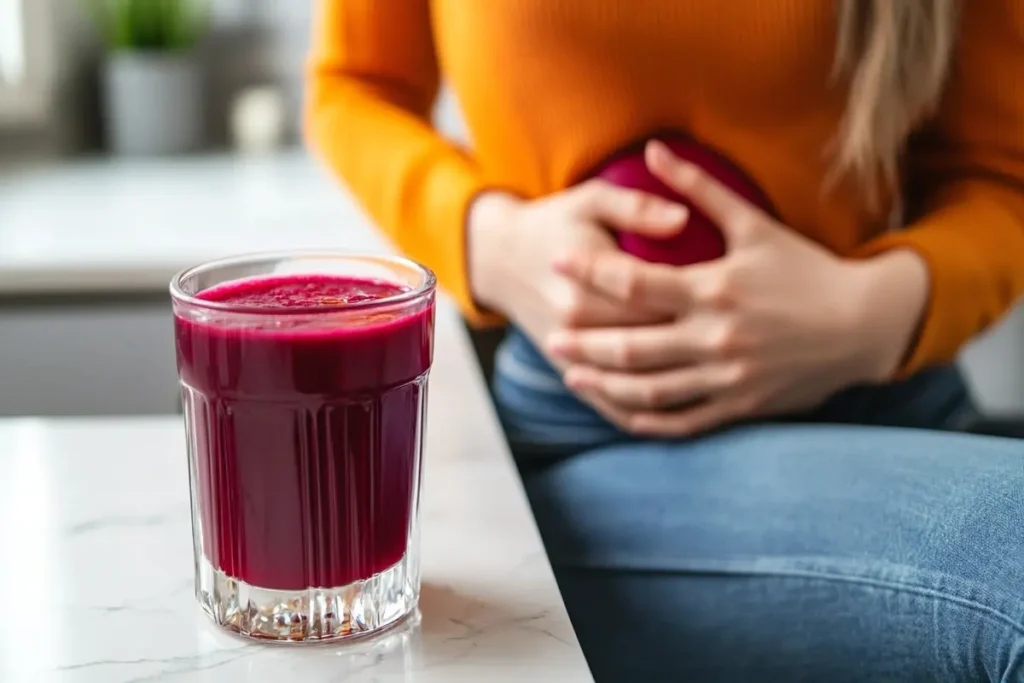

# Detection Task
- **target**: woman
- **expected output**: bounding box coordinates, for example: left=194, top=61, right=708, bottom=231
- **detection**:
left=306, top=1, right=1024, bottom=680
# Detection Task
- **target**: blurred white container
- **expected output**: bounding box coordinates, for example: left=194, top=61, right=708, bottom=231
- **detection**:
left=102, top=51, right=204, bottom=156
left=230, top=86, right=287, bottom=154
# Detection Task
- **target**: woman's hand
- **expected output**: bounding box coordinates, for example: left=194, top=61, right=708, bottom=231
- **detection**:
left=547, top=141, right=930, bottom=437
left=468, top=181, right=689, bottom=351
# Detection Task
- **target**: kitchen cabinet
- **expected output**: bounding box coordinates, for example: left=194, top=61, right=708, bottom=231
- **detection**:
left=0, top=295, right=179, bottom=416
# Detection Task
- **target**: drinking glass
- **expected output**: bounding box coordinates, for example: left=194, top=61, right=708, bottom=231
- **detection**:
left=170, top=252, right=435, bottom=642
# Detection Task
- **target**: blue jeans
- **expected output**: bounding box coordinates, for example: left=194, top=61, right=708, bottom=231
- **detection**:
left=494, top=328, right=1024, bottom=682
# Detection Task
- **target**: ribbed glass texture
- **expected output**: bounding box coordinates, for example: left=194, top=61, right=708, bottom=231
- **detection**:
left=170, top=252, right=435, bottom=642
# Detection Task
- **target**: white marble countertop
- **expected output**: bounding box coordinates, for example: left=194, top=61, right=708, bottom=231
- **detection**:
left=0, top=151, right=382, bottom=294
left=0, top=152, right=593, bottom=681
left=0, top=307, right=592, bottom=682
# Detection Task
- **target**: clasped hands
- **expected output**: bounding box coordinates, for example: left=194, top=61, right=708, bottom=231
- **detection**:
left=545, top=141, right=930, bottom=437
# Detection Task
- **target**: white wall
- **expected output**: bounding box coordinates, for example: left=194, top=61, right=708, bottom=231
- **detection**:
left=960, top=303, right=1024, bottom=414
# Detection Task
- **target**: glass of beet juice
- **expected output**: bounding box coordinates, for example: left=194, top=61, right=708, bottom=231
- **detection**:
left=170, top=252, right=435, bottom=643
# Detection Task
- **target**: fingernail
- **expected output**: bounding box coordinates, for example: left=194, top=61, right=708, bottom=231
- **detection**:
left=659, top=204, right=689, bottom=224
left=646, top=140, right=671, bottom=164
left=553, top=251, right=583, bottom=275
left=551, top=257, right=571, bottom=274
left=563, top=367, right=589, bottom=389
left=547, top=333, right=571, bottom=356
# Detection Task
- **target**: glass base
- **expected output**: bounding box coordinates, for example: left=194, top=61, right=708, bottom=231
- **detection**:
left=195, top=553, right=419, bottom=642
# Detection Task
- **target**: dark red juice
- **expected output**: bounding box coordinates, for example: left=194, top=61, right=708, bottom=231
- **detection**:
left=174, top=274, right=434, bottom=591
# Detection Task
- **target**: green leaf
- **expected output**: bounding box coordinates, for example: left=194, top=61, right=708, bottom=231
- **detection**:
left=81, top=0, right=208, bottom=51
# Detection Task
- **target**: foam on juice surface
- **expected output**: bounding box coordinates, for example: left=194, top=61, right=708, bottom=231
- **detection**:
left=198, top=274, right=409, bottom=309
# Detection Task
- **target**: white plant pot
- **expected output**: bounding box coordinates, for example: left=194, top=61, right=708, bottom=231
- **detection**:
left=102, top=51, right=204, bottom=156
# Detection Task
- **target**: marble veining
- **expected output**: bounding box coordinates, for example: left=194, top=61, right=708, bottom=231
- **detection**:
left=0, top=304, right=593, bottom=682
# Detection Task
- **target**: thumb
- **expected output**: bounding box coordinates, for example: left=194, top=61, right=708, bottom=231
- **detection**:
left=575, top=180, right=689, bottom=237
left=645, top=141, right=765, bottom=248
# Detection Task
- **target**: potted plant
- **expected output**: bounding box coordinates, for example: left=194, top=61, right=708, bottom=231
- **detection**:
left=86, top=0, right=209, bottom=156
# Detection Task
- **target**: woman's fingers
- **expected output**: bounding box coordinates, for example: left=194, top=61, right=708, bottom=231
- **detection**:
left=549, top=279, right=672, bottom=327
left=575, top=179, right=689, bottom=237
left=556, top=246, right=741, bottom=315
left=564, top=362, right=740, bottom=411
left=556, top=249, right=699, bottom=314
left=574, top=385, right=748, bottom=438
left=568, top=292, right=672, bottom=327
left=626, top=396, right=747, bottom=438
left=547, top=313, right=735, bottom=370
left=645, top=140, right=767, bottom=247
left=576, top=389, right=641, bottom=433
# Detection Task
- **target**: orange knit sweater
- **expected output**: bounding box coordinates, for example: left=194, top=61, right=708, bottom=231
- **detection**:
left=306, top=0, right=1024, bottom=374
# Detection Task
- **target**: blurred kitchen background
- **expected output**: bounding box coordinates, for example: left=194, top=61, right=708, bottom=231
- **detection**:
left=3, top=0, right=312, bottom=156
left=0, top=0, right=472, bottom=418
left=0, top=0, right=466, bottom=156
left=0, top=0, right=1020, bottom=420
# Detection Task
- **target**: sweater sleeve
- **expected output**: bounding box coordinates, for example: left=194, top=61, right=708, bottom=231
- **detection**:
left=304, top=0, right=503, bottom=326
left=857, top=1, right=1024, bottom=374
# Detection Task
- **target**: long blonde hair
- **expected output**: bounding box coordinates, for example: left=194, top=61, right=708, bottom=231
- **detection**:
left=833, top=0, right=959, bottom=204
